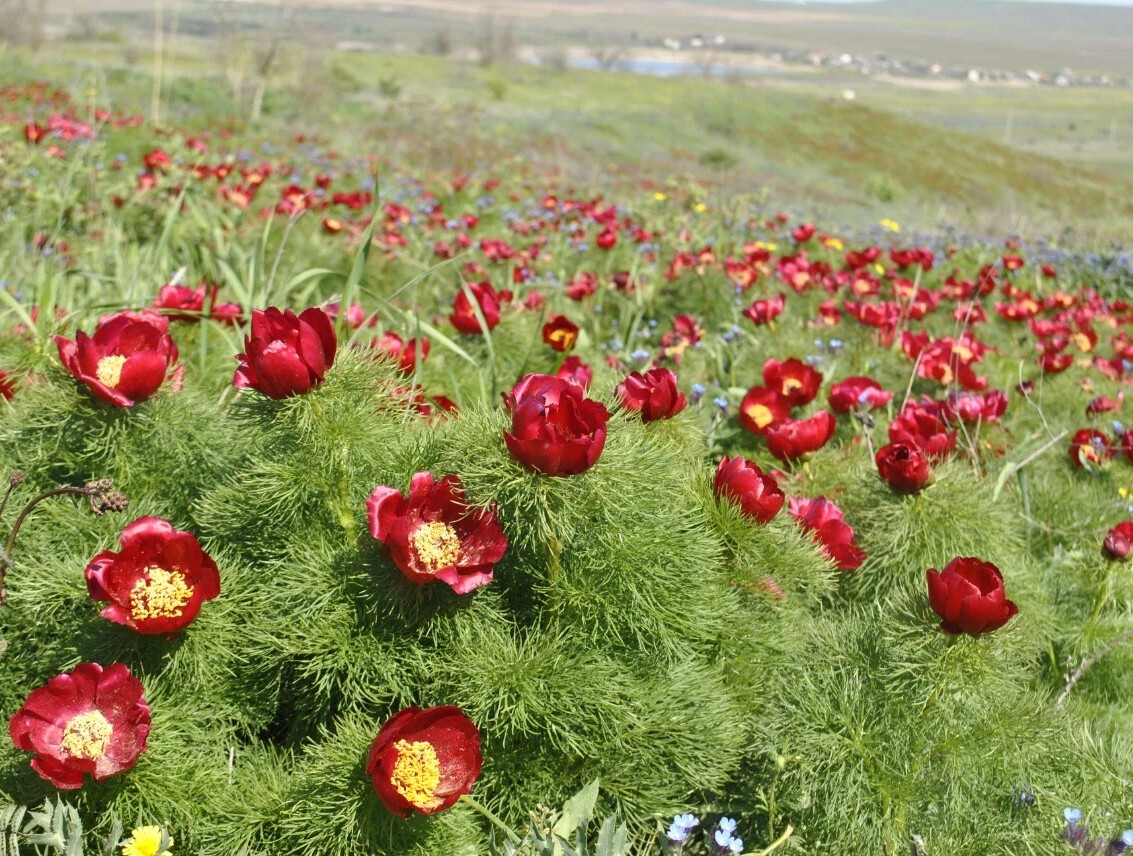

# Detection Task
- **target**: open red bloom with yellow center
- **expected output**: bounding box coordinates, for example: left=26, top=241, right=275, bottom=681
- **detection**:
left=84, top=517, right=220, bottom=635
left=714, top=456, right=783, bottom=524
left=367, top=706, right=482, bottom=817
left=542, top=315, right=579, bottom=352
left=925, top=557, right=1018, bottom=636
left=788, top=496, right=866, bottom=570
left=367, top=473, right=507, bottom=594
left=738, top=386, right=791, bottom=436
left=450, top=281, right=504, bottom=335
left=233, top=307, right=337, bottom=400
left=9, top=662, right=151, bottom=790
left=765, top=410, right=837, bottom=462
left=875, top=441, right=932, bottom=494
left=763, top=357, right=822, bottom=407
left=617, top=367, right=687, bottom=423
left=1069, top=428, right=1113, bottom=468
left=54, top=312, right=178, bottom=408
left=503, top=374, right=610, bottom=476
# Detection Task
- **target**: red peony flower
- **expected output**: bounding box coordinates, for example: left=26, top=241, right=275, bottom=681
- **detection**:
left=889, top=398, right=956, bottom=461
left=0, top=369, right=17, bottom=400
left=1069, top=428, right=1112, bottom=468
left=765, top=410, right=837, bottom=462
left=875, top=441, right=932, bottom=494
left=1104, top=522, right=1133, bottom=560
left=788, top=495, right=866, bottom=570
left=152, top=282, right=217, bottom=322
left=450, top=281, right=503, bottom=335
left=367, top=706, right=482, bottom=818
left=941, top=389, right=1008, bottom=424
left=743, top=293, right=786, bottom=326
left=763, top=357, right=822, bottom=407
left=503, top=374, right=610, bottom=476
left=233, top=307, right=337, bottom=399
left=373, top=333, right=430, bottom=376
left=925, top=557, right=1018, bottom=635
left=9, top=662, right=151, bottom=790
left=54, top=312, right=178, bottom=408
left=828, top=376, right=893, bottom=414
left=738, top=386, right=791, bottom=435
left=555, top=355, right=593, bottom=390
left=542, top=315, right=579, bottom=352
left=84, top=517, right=220, bottom=635
left=714, top=456, right=784, bottom=524
left=617, top=368, right=686, bottom=423
left=366, top=473, right=507, bottom=594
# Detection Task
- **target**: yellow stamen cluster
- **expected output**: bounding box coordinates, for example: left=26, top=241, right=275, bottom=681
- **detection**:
left=411, top=521, right=461, bottom=573
left=60, top=710, right=113, bottom=760
left=121, top=825, right=173, bottom=856
left=96, top=355, right=128, bottom=388
left=748, top=404, right=774, bottom=429
left=782, top=377, right=803, bottom=393
left=391, top=739, right=443, bottom=810
left=130, top=566, right=193, bottom=621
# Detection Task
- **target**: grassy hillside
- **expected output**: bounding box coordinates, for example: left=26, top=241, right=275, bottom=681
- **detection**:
left=6, top=45, right=1132, bottom=239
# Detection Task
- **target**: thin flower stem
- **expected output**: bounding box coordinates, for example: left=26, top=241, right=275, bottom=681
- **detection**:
left=0, top=486, right=99, bottom=604
left=461, top=794, right=523, bottom=845
left=1054, top=626, right=1133, bottom=712
left=757, top=824, right=794, bottom=856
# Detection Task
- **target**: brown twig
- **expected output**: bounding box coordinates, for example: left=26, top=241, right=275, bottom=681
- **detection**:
left=0, top=478, right=128, bottom=605
left=1054, top=626, right=1133, bottom=712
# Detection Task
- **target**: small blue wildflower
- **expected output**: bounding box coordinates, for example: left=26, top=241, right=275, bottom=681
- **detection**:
left=722, top=330, right=737, bottom=343
left=631, top=349, right=651, bottom=363
left=1065, top=808, right=1083, bottom=825
left=718, top=818, right=737, bottom=834
left=609, top=338, right=624, bottom=351
left=714, top=396, right=729, bottom=413
left=1114, top=420, right=1126, bottom=436
left=691, top=383, right=707, bottom=401
left=1122, top=830, right=1133, bottom=846
left=830, top=338, right=843, bottom=349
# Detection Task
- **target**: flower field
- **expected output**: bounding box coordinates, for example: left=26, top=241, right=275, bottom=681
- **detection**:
left=1, top=72, right=1133, bottom=856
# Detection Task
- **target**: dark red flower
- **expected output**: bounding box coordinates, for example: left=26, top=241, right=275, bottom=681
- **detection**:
left=503, top=374, right=610, bottom=476
left=889, top=398, right=956, bottom=461
left=373, top=333, right=430, bottom=376
left=367, top=473, right=506, bottom=594
left=742, top=294, right=786, bottom=326
left=941, top=390, right=1008, bottom=424
left=714, top=456, right=784, bottom=524
left=828, top=376, right=893, bottom=414
left=367, top=706, right=482, bottom=818
left=233, top=307, right=337, bottom=399
left=1104, top=522, right=1133, bottom=560
left=738, top=386, right=791, bottom=435
left=875, top=442, right=932, bottom=494
left=0, top=369, right=17, bottom=400
left=1069, top=428, right=1112, bottom=468
left=151, top=283, right=210, bottom=321
left=763, top=357, right=822, bottom=407
left=617, top=368, right=686, bottom=423
left=765, top=410, right=837, bottom=462
left=925, top=557, right=1018, bottom=635
left=788, top=496, right=866, bottom=570
left=542, top=315, right=579, bottom=352
left=555, top=355, right=593, bottom=390
left=9, top=663, right=151, bottom=790
left=54, top=312, right=178, bottom=408
left=83, top=517, right=219, bottom=635
left=450, top=282, right=503, bottom=335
